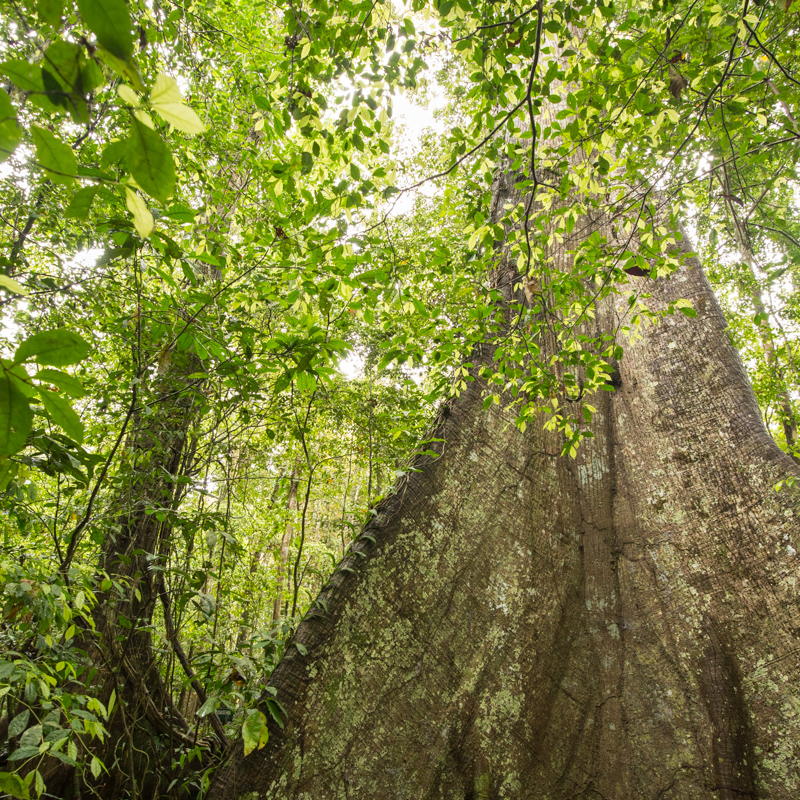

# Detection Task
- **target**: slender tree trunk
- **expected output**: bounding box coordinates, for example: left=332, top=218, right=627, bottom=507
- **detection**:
left=273, top=467, right=300, bottom=622
left=210, top=207, right=800, bottom=798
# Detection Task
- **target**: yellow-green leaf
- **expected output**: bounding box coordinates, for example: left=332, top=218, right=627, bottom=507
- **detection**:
left=0, top=275, right=28, bottom=296
left=150, top=74, right=205, bottom=134
left=152, top=102, right=205, bottom=134
left=241, top=710, right=269, bottom=757
left=117, top=84, right=139, bottom=106
left=125, top=188, right=154, bottom=237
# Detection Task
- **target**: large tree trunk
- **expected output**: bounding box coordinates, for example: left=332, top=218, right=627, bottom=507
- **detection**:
left=210, top=224, right=800, bottom=797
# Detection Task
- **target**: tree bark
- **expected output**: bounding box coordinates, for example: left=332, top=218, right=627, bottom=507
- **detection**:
left=210, top=227, right=800, bottom=797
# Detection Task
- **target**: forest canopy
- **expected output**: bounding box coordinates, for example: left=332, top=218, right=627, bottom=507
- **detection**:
left=0, top=0, right=798, bottom=796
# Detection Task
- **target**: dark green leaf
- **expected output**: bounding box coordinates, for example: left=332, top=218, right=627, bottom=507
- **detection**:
left=8, top=709, right=30, bottom=738
left=0, top=88, right=21, bottom=162
left=14, top=329, right=91, bottom=367
left=100, top=138, right=127, bottom=169
left=0, top=60, right=44, bottom=92
left=64, top=186, right=98, bottom=219
left=37, top=0, right=63, bottom=25
left=38, top=388, right=84, bottom=442
left=77, top=0, right=134, bottom=61
left=42, top=40, right=89, bottom=122
left=0, top=372, right=32, bottom=456
left=7, top=747, right=40, bottom=762
left=126, top=119, right=176, bottom=203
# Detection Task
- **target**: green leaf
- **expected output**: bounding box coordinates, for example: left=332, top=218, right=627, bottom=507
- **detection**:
left=7, top=747, right=40, bottom=762
left=38, top=388, right=84, bottom=442
left=34, top=771, right=44, bottom=800
left=126, top=119, right=176, bottom=203
left=31, top=126, right=77, bottom=184
left=0, top=60, right=45, bottom=93
left=90, top=756, right=103, bottom=779
left=95, top=48, right=144, bottom=92
left=0, top=372, right=32, bottom=456
left=196, top=697, right=218, bottom=717
left=100, top=138, right=126, bottom=169
left=150, top=74, right=205, bottom=134
left=8, top=709, right=30, bottom=738
left=125, top=188, right=154, bottom=237
left=77, top=0, right=134, bottom=61
left=19, top=724, right=42, bottom=748
left=64, top=186, right=98, bottom=219
left=241, top=710, right=268, bottom=757
left=37, top=0, right=63, bottom=25
left=36, top=368, right=86, bottom=398
left=14, top=328, right=91, bottom=367
left=0, top=88, right=21, bottom=162
left=0, top=275, right=28, bottom=296
left=0, top=771, right=29, bottom=799
left=295, top=371, right=316, bottom=392
left=42, top=40, right=89, bottom=122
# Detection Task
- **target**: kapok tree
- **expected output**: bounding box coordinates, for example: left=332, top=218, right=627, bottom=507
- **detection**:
left=210, top=0, right=800, bottom=797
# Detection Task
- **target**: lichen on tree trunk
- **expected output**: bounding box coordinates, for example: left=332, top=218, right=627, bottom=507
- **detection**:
left=210, top=222, right=800, bottom=798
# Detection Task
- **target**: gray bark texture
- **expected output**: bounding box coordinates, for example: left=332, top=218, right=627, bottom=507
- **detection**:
left=209, top=228, right=800, bottom=798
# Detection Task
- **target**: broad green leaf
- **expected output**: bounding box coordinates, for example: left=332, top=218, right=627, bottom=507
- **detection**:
left=0, top=275, right=28, bottom=296
left=31, top=126, right=77, bottom=184
left=19, top=724, right=42, bottom=748
left=125, top=119, right=176, bottom=202
left=8, top=709, right=30, bottom=738
left=241, top=710, right=269, bottom=757
left=90, top=756, right=103, bottom=779
left=64, top=186, right=98, bottom=219
left=151, top=101, right=205, bottom=134
left=14, top=328, right=90, bottom=367
left=36, top=368, right=86, bottom=398
left=42, top=40, right=82, bottom=93
left=0, top=372, right=32, bottom=456
left=37, top=0, right=63, bottom=25
left=295, top=371, right=316, bottom=392
left=0, top=772, right=29, bottom=800
left=0, top=60, right=44, bottom=92
left=100, top=138, right=126, bottom=168
left=150, top=73, right=183, bottom=105
left=117, top=84, right=139, bottom=106
left=196, top=696, right=218, bottom=717
left=3, top=361, right=34, bottom=397
left=0, top=88, right=21, bottom=161
left=125, top=188, right=154, bottom=237
left=77, top=0, right=134, bottom=61
left=150, top=74, right=205, bottom=134
left=38, top=388, right=84, bottom=442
